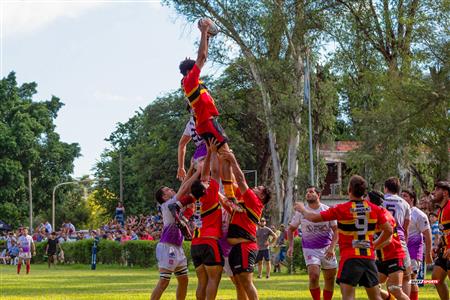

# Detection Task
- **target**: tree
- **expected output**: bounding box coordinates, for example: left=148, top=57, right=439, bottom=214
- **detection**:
left=0, top=72, right=81, bottom=227
left=328, top=0, right=449, bottom=188
left=164, top=0, right=336, bottom=222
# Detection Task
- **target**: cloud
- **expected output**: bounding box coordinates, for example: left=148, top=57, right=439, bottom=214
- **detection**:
left=2, top=1, right=105, bottom=38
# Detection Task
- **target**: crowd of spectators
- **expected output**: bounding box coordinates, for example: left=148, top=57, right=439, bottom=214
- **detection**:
left=0, top=203, right=164, bottom=265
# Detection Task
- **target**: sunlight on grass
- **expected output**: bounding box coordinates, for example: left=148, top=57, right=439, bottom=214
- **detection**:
left=0, top=264, right=440, bottom=300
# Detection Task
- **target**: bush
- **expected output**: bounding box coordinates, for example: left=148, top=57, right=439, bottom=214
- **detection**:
left=30, top=239, right=308, bottom=270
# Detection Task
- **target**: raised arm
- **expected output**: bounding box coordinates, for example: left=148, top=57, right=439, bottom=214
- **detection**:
left=196, top=20, right=210, bottom=70
left=295, top=202, right=324, bottom=223
left=208, top=139, right=220, bottom=183
left=177, top=134, right=191, bottom=181
left=220, top=151, right=248, bottom=194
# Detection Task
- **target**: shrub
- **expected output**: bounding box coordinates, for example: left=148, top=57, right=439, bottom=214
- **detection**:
left=30, top=239, right=307, bottom=270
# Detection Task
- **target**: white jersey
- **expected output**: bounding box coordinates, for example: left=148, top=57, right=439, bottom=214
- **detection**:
left=382, top=193, right=411, bottom=242
left=183, top=116, right=204, bottom=147
left=18, top=235, right=33, bottom=253
left=408, top=207, right=430, bottom=260
left=159, top=196, right=184, bottom=246
left=290, top=203, right=337, bottom=249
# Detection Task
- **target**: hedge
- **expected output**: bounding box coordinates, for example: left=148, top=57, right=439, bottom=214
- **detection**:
left=26, top=238, right=309, bottom=271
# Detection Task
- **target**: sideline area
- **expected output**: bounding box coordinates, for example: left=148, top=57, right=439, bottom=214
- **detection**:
left=0, top=264, right=438, bottom=300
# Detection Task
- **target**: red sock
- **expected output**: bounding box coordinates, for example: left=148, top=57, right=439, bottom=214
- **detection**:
left=309, top=287, right=321, bottom=300
left=410, top=291, right=418, bottom=300
left=323, top=289, right=333, bottom=300
left=26, top=263, right=30, bottom=274
left=17, top=263, right=21, bottom=274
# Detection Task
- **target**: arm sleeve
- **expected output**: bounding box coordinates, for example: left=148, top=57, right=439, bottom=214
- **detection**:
left=404, top=204, right=411, bottom=220
left=182, top=119, right=193, bottom=137
left=320, top=206, right=338, bottom=221
left=377, top=207, right=388, bottom=225
left=289, top=212, right=302, bottom=228
left=179, top=195, right=195, bottom=206
left=184, top=64, right=201, bottom=91
left=419, top=214, right=431, bottom=232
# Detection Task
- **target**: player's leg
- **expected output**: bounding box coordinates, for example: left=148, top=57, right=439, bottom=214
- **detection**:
left=322, top=268, right=337, bottom=300
left=400, top=244, right=412, bottom=297
left=174, top=266, right=189, bottom=300
left=25, top=257, right=31, bottom=274
left=320, top=248, right=337, bottom=300
left=195, top=264, right=208, bottom=300
left=230, top=276, right=248, bottom=300
left=432, top=264, right=449, bottom=300
left=339, top=283, right=356, bottom=300
left=409, top=260, right=420, bottom=300
left=205, top=265, right=222, bottom=300
left=307, top=264, right=321, bottom=300
left=264, top=250, right=271, bottom=278
left=150, top=268, right=172, bottom=300
left=17, top=257, right=22, bottom=274
left=48, top=254, right=51, bottom=268
left=255, top=250, right=263, bottom=278
left=364, top=285, right=383, bottom=300
left=236, top=272, right=258, bottom=300
left=386, top=270, right=409, bottom=300
left=377, top=273, right=390, bottom=299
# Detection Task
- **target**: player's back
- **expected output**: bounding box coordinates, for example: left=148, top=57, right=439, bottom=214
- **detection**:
left=382, top=194, right=410, bottom=241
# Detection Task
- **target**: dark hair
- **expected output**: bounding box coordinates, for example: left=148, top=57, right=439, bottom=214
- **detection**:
left=402, top=189, right=417, bottom=206
left=155, top=186, right=166, bottom=205
left=261, top=187, right=272, bottom=205
left=191, top=180, right=206, bottom=200
left=429, top=212, right=437, bottom=218
left=307, top=185, right=321, bottom=194
left=349, top=175, right=367, bottom=198
left=179, top=59, right=196, bottom=76
left=435, top=181, right=450, bottom=194
left=384, top=177, right=401, bottom=194
left=51, top=232, right=56, bottom=236
left=368, top=191, right=384, bottom=206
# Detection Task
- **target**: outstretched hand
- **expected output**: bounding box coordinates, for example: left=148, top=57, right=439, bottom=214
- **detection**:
left=207, top=138, right=220, bottom=153
left=198, top=18, right=211, bottom=33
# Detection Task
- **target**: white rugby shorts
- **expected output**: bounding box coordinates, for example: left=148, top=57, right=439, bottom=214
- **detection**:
left=303, top=247, right=337, bottom=269
left=156, top=242, right=187, bottom=272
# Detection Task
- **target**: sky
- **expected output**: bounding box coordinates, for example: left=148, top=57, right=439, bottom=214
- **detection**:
left=2, top=0, right=224, bottom=178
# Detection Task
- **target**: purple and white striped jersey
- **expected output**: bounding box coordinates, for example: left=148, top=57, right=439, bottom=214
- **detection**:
left=407, top=207, right=430, bottom=260
left=290, top=203, right=336, bottom=249
left=159, top=196, right=183, bottom=247
left=382, top=194, right=411, bottom=242
left=183, top=116, right=204, bottom=147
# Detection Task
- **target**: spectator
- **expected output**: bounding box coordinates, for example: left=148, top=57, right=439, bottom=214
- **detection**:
left=429, top=212, right=441, bottom=250
left=44, top=220, right=53, bottom=233
left=115, top=202, right=125, bottom=227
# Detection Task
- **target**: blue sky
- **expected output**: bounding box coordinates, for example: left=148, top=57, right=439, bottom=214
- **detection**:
left=2, top=1, right=223, bottom=177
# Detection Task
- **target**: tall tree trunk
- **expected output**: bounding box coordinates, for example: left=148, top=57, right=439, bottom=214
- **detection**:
left=283, top=130, right=300, bottom=224
left=246, top=59, right=284, bottom=221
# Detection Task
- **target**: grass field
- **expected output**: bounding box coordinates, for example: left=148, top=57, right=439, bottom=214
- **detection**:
left=0, top=264, right=441, bottom=300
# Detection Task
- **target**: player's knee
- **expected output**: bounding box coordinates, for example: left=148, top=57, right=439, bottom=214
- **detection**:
left=309, top=272, right=320, bottom=284
left=387, top=284, right=403, bottom=296
left=159, top=271, right=172, bottom=282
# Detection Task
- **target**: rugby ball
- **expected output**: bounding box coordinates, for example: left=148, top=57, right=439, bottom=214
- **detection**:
left=198, top=17, right=219, bottom=37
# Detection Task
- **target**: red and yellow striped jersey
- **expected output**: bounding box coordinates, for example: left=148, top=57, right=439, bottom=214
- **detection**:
left=182, top=64, right=219, bottom=129
left=438, top=200, right=450, bottom=252
left=376, top=207, right=405, bottom=261
left=320, top=200, right=388, bottom=263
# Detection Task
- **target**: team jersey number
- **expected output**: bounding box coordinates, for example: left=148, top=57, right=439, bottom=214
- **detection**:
left=386, top=204, right=396, bottom=218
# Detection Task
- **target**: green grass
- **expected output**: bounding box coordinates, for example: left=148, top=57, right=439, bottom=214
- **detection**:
left=0, top=264, right=440, bottom=299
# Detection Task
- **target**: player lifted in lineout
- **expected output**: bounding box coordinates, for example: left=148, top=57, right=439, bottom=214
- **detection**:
left=179, top=18, right=239, bottom=208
